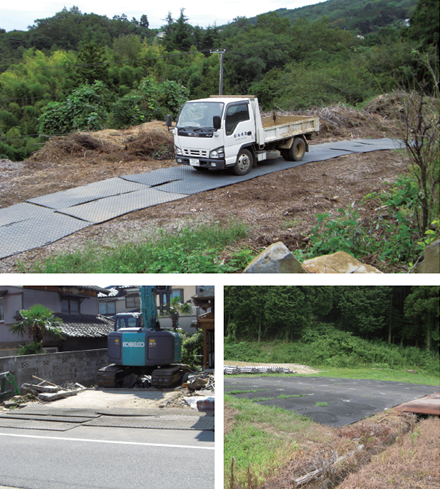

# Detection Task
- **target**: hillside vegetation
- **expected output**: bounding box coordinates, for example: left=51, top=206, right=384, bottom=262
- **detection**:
left=224, top=286, right=439, bottom=374
left=272, top=0, right=417, bottom=34
left=0, top=0, right=437, bottom=160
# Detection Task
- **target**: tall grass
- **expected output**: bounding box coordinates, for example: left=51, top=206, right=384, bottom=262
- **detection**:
left=225, top=327, right=440, bottom=377
left=22, top=220, right=252, bottom=273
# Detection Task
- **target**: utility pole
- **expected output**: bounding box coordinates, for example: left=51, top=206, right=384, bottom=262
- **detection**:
left=210, top=49, right=226, bottom=95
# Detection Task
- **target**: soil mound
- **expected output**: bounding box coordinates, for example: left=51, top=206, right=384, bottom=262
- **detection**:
left=30, top=120, right=174, bottom=162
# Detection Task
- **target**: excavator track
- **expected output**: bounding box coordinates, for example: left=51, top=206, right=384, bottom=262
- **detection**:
left=96, top=364, right=190, bottom=389
left=150, top=364, right=190, bottom=388
left=96, top=364, right=131, bottom=388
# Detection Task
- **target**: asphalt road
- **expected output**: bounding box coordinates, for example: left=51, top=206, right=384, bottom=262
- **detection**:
left=225, top=376, right=438, bottom=427
left=0, top=425, right=214, bottom=489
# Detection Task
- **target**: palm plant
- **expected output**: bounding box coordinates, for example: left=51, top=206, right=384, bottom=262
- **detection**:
left=10, top=304, right=64, bottom=353
left=169, top=296, right=192, bottom=331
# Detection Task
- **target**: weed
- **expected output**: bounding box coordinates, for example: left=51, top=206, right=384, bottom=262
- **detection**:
left=228, top=389, right=268, bottom=395
left=225, top=395, right=309, bottom=487
left=315, top=402, right=328, bottom=407
left=23, top=220, right=252, bottom=273
left=304, top=175, right=438, bottom=267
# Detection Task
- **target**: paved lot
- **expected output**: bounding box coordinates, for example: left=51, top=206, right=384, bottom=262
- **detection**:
left=225, top=376, right=438, bottom=427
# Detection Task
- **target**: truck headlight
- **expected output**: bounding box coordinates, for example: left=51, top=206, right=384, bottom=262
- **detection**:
left=175, top=145, right=182, bottom=156
left=209, top=146, right=224, bottom=158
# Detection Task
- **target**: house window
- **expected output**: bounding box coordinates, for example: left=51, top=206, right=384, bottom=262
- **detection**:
left=126, top=294, right=140, bottom=309
left=0, top=297, right=4, bottom=321
left=162, top=289, right=184, bottom=304
left=99, top=301, right=116, bottom=315
left=61, top=298, right=80, bottom=314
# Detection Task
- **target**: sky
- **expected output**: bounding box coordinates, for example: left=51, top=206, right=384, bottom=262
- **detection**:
left=1, top=0, right=323, bottom=32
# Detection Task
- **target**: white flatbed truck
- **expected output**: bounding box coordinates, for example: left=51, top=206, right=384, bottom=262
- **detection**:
left=166, top=95, right=319, bottom=175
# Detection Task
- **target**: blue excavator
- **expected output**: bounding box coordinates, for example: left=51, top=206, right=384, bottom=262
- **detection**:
left=96, top=286, right=189, bottom=388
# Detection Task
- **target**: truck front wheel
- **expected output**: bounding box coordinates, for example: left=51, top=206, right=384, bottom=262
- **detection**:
left=283, top=137, right=306, bottom=162
left=232, top=149, right=253, bottom=176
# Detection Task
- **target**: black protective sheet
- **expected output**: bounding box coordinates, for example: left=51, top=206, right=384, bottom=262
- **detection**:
left=225, top=376, right=438, bottom=427
left=27, top=177, right=147, bottom=210
left=0, top=202, right=55, bottom=227
left=57, top=188, right=187, bottom=224
left=0, top=213, right=91, bottom=259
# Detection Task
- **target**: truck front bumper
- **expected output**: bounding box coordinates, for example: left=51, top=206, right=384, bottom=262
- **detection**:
left=175, top=157, right=226, bottom=170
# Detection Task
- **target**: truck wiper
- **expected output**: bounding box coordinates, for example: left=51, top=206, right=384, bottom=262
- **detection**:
left=193, top=127, right=215, bottom=132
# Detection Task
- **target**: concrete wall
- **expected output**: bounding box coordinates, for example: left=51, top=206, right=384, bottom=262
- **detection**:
left=0, top=349, right=108, bottom=391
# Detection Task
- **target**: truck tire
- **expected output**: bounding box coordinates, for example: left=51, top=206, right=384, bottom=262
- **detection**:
left=232, top=149, right=253, bottom=176
left=282, top=137, right=306, bottom=162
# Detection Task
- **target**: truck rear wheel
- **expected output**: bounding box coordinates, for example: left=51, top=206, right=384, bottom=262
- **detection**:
left=283, top=137, right=306, bottom=162
left=232, top=149, right=253, bottom=176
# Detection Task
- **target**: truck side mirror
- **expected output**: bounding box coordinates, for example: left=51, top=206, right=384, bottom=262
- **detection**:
left=166, top=114, right=172, bottom=130
left=213, top=115, right=221, bottom=130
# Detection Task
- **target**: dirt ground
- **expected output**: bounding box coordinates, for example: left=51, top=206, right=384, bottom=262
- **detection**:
left=0, top=103, right=409, bottom=273
left=45, top=387, right=181, bottom=410
left=224, top=361, right=318, bottom=375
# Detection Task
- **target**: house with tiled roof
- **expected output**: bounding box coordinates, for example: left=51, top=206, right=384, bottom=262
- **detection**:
left=0, top=286, right=114, bottom=355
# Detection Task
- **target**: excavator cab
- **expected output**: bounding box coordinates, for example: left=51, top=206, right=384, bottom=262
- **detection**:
left=114, top=313, right=143, bottom=331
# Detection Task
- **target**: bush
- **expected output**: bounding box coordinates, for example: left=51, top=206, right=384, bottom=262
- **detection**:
left=39, top=81, right=109, bottom=134
left=180, top=330, right=203, bottom=368
left=16, top=341, right=44, bottom=355
left=224, top=331, right=439, bottom=375
left=305, top=176, right=431, bottom=268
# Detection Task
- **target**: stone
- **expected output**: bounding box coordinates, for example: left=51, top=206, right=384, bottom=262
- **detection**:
left=302, top=251, right=382, bottom=273
left=414, top=240, right=440, bottom=273
left=243, top=242, right=307, bottom=273
left=2, top=400, right=16, bottom=408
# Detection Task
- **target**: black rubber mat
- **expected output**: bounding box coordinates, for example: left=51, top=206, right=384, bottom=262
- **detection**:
left=225, top=376, right=438, bottom=428
left=85, top=415, right=214, bottom=430
left=3, top=405, right=101, bottom=418
left=0, top=417, right=80, bottom=431
left=0, top=213, right=91, bottom=259
left=0, top=413, right=93, bottom=423
left=0, top=405, right=213, bottom=431
left=27, top=178, right=148, bottom=210
left=57, top=188, right=187, bottom=224
left=0, top=203, right=55, bottom=227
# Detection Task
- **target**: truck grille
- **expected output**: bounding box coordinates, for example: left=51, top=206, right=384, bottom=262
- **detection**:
left=183, top=149, right=208, bottom=157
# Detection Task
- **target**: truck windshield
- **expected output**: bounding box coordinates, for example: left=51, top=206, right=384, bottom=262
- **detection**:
left=177, top=101, right=224, bottom=129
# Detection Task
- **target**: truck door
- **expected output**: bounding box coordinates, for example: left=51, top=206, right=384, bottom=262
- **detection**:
left=224, top=102, right=255, bottom=166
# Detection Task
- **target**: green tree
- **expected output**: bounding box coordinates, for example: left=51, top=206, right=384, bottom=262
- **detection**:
left=9, top=305, right=64, bottom=353
left=406, top=0, right=439, bottom=53
left=113, top=34, right=142, bottom=65
left=74, top=42, right=108, bottom=86
left=162, top=9, right=194, bottom=52
left=404, top=286, right=439, bottom=350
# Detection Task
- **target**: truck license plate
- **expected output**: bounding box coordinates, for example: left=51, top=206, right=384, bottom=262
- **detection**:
left=189, top=158, right=200, bottom=166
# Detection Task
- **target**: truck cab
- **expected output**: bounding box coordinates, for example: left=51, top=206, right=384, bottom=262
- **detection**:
left=170, top=96, right=258, bottom=175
